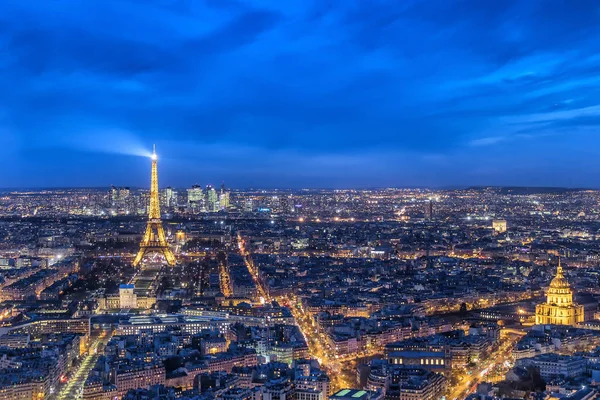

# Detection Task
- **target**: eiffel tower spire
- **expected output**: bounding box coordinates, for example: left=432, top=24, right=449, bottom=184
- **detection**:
left=133, top=146, right=176, bottom=266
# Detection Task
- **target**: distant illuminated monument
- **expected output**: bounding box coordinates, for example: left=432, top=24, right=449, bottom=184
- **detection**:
left=492, top=219, right=507, bottom=234
left=535, top=259, right=583, bottom=325
left=133, top=145, right=176, bottom=266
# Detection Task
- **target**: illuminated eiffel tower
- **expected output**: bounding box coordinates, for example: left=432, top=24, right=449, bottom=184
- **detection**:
left=133, top=145, right=176, bottom=266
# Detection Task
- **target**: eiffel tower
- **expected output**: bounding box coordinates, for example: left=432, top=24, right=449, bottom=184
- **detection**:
left=133, top=145, right=176, bottom=266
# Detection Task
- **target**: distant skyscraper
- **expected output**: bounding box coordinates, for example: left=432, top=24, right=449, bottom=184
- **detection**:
left=118, top=187, right=130, bottom=200
left=110, top=185, right=130, bottom=207
left=164, top=186, right=177, bottom=208
left=425, top=200, right=433, bottom=220
left=279, top=195, right=292, bottom=214
left=206, top=185, right=218, bottom=212
left=110, top=185, right=118, bottom=203
left=219, top=183, right=230, bottom=210
left=187, top=184, right=204, bottom=209
left=244, top=198, right=254, bottom=212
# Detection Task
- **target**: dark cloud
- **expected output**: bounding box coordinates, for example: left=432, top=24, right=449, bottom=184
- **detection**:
left=185, top=9, right=282, bottom=54
left=1, top=0, right=600, bottom=187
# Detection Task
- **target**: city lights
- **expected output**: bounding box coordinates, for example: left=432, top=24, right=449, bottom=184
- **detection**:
left=0, top=1, right=596, bottom=397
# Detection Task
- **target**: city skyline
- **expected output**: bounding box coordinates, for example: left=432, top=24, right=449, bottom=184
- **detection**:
left=3, top=2, right=600, bottom=398
left=3, top=1, right=600, bottom=188
left=1, top=182, right=600, bottom=399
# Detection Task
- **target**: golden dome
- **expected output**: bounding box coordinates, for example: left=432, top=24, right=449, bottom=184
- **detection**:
left=549, top=261, right=570, bottom=289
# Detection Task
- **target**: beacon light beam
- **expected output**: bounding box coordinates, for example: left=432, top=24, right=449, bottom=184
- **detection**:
left=61, top=130, right=153, bottom=158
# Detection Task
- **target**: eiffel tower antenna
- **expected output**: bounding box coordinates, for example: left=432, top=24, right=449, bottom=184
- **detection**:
left=133, top=145, right=176, bottom=266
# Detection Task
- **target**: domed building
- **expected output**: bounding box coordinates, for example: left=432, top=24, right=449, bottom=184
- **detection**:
left=535, top=260, right=584, bottom=325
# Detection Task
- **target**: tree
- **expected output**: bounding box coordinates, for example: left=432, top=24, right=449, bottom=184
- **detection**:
left=163, top=355, right=183, bottom=373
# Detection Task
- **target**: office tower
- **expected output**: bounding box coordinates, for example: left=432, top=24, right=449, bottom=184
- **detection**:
left=133, top=146, right=176, bottom=266
left=279, top=195, right=290, bottom=214
left=425, top=199, right=433, bottom=220
left=206, top=185, right=218, bottom=212
left=244, top=198, right=254, bottom=212
left=187, top=184, right=204, bottom=209
left=164, top=186, right=177, bottom=208
left=219, top=183, right=230, bottom=210
left=110, top=185, right=118, bottom=204
left=119, top=187, right=130, bottom=200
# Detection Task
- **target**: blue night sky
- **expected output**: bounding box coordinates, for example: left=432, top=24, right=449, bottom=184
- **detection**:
left=1, top=1, right=600, bottom=188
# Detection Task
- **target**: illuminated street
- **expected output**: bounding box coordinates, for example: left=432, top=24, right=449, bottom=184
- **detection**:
left=284, top=293, right=355, bottom=391
left=218, top=257, right=233, bottom=297
left=238, top=233, right=270, bottom=302
left=448, top=333, right=521, bottom=400
left=240, top=234, right=355, bottom=389
left=57, top=335, right=111, bottom=400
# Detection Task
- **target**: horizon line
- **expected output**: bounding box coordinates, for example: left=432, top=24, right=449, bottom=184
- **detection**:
left=0, top=185, right=596, bottom=191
